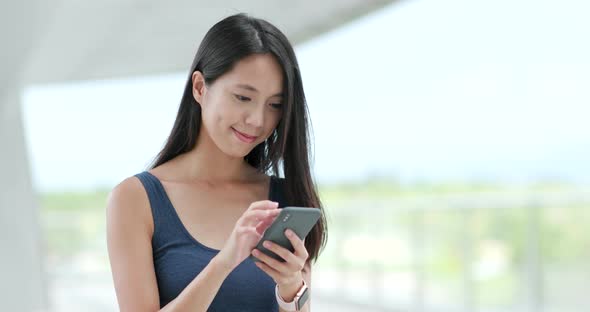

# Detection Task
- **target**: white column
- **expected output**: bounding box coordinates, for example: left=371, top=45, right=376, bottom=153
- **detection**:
left=0, top=85, right=47, bottom=311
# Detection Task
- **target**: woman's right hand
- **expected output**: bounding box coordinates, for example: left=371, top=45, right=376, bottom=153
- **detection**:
left=215, top=200, right=281, bottom=271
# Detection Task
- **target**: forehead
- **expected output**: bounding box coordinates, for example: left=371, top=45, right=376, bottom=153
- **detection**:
left=219, top=53, right=284, bottom=94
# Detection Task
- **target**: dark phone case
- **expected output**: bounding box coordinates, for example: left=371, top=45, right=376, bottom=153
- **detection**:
left=251, top=207, right=321, bottom=262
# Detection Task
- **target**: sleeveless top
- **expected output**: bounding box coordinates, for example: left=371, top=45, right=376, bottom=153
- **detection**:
left=134, top=171, right=289, bottom=311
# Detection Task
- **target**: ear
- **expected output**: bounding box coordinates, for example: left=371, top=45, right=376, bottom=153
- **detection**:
left=192, top=71, right=207, bottom=105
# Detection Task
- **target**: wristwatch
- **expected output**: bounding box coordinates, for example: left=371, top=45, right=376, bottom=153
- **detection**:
left=275, top=280, right=309, bottom=311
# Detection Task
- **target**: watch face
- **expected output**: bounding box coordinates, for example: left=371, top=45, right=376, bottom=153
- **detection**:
left=296, top=288, right=310, bottom=310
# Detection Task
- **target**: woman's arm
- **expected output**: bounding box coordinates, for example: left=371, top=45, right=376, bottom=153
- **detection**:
left=277, top=262, right=312, bottom=312
left=106, top=177, right=233, bottom=312
left=107, top=177, right=281, bottom=312
left=252, top=229, right=313, bottom=312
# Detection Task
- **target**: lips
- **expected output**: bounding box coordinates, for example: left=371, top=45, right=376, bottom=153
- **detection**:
left=232, top=127, right=258, bottom=143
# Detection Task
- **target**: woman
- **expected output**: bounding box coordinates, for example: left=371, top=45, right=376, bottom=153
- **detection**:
left=106, top=13, right=327, bottom=311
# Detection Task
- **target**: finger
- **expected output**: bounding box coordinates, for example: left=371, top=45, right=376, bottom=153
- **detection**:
left=251, top=247, right=292, bottom=273
left=237, top=226, right=262, bottom=240
left=257, top=210, right=279, bottom=223
left=253, top=242, right=301, bottom=273
left=285, top=229, right=309, bottom=260
left=254, top=260, right=281, bottom=281
left=245, top=208, right=279, bottom=219
left=263, top=240, right=300, bottom=266
left=242, top=209, right=280, bottom=226
left=248, top=200, right=279, bottom=211
left=255, top=215, right=277, bottom=235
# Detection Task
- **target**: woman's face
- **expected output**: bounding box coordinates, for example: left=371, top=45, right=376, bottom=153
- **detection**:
left=193, top=53, right=284, bottom=158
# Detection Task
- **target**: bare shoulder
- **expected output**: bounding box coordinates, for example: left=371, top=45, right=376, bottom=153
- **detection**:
left=108, top=175, right=147, bottom=204
left=106, top=175, right=153, bottom=235
left=106, top=174, right=160, bottom=310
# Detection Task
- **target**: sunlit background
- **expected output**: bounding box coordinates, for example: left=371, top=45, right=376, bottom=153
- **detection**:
left=3, top=0, right=590, bottom=311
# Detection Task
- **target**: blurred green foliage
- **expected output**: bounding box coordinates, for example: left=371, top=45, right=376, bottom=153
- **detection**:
left=38, top=181, right=589, bottom=308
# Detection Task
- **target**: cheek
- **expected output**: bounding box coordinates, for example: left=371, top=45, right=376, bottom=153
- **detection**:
left=203, top=97, right=233, bottom=127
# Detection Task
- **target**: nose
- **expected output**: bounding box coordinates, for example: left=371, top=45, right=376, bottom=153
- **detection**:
left=244, top=103, right=265, bottom=129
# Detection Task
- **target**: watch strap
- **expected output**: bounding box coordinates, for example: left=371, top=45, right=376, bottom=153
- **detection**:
left=275, top=280, right=309, bottom=311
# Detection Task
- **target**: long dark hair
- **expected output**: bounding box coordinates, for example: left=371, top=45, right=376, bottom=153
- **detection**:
left=148, top=13, right=327, bottom=263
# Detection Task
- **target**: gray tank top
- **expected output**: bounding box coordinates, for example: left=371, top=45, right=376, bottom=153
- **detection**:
left=135, top=171, right=289, bottom=311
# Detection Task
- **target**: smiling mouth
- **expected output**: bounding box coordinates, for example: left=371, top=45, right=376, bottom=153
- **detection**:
left=232, top=127, right=258, bottom=143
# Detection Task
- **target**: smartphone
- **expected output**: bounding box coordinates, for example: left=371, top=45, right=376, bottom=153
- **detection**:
left=251, top=206, right=321, bottom=262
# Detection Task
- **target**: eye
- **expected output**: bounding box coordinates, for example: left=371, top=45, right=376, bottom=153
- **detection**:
left=270, top=103, right=283, bottom=110
left=234, top=94, right=251, bottom=102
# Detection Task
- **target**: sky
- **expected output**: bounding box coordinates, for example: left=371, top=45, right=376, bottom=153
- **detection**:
left=21, top=0, right=590, bottom=192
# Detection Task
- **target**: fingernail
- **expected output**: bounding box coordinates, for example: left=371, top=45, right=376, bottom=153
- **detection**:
left=263, top=241, right=271, bottom=248
left=285, top=229, right=293, bottom=237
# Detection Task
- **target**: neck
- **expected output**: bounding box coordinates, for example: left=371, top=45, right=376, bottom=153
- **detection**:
left=172, top=128, right=258, bottom=183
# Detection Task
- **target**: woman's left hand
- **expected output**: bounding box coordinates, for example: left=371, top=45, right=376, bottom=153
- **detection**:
left=251, top=228, right=308, bottom=300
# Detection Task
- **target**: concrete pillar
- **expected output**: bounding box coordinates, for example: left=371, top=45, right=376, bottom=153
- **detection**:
left=0, top=0, right=49, bottom=308
left=0, top=85, right=47, bottom=311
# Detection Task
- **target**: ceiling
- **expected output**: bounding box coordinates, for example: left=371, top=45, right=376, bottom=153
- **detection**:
left=3, top=0, right=396, bottom=86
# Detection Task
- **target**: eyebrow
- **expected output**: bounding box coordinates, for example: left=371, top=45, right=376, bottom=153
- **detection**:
left=235, top=84, right=283, bottom=97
